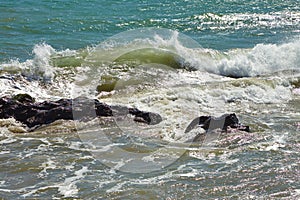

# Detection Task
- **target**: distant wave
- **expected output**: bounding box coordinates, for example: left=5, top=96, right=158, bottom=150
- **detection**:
left=0, top=30, right=299, bottom=81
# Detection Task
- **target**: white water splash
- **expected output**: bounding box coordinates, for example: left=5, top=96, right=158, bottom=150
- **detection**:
left=217, top=39, right=300, bottom=77
left=30, top=43, right=56, bottom=82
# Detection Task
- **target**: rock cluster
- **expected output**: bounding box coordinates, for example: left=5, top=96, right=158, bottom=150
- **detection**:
left=0, top=94, right=162, bottom=129
left=0, top=94, right=250, bottom=134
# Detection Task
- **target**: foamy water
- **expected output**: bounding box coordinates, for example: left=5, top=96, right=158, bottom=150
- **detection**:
left=1, top=0, right=300, bottom=199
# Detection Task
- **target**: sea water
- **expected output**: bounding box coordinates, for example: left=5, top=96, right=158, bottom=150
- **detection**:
left=0, top=0, right=299, bottom=199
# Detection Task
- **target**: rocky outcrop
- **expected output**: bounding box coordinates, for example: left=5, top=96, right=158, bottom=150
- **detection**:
left=185, top=113, right=250, bottom=133
left=0, top=94, right=162, bottom=129
left=0, top=93, right=250, bottom=135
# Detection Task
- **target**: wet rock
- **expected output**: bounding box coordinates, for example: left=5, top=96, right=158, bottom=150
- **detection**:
left=0, top=94, right=162, bottom=129
left=13, top=93, right=35, bottom=103
left=185, top=113, right=250, bottom=134
left=128, top=108, right=163, bottom=125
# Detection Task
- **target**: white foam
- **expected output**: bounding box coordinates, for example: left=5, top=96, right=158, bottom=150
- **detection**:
left=0, top=151, right=10, bottom=155
left=129, top=170, right=175, bottom=186
left=101, top=72, right=293, bottom=142
left=0, top=137, right=17, bottom=145
left=22, top=185, right=58, bottom=198
left=108, top=159, right=129, bottom=174
left=106, top=182, right=126, bottom=193
left=252, top=133, right=288, bottom=152
left=39, top=158, right=57, bottom=177
left=223, top=83, right=292, bottom=104
left=264, top=142, right=285, bottom=151
left=58, top=166, right=88, bottom=198
left=0, top=118, right=27, bottom=135
left=0, top=59, right=32, bottom=72
left=294, top=189, right=300, bottom=195
left=68, top=141, right=84, bottom=150
left=293, top=88, right=300, bottom=95
left=177, top=168, right=199, bottom=178
left=0, top=70, right=62, bottom=101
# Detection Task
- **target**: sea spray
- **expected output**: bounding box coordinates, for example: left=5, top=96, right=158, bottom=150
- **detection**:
left=30, top=43, right=56, bottom=82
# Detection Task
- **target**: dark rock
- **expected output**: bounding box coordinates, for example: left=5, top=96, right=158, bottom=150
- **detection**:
left=0, top=94, right=162, bottom=129
left=185, top=113, right=250, bottom=133
left=128, top=108, right=162, bottom=125
left=13, top=93, right=35, bottom=103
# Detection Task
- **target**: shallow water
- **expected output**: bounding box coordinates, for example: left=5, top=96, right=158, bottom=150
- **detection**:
left=0, top=0, right=300, bottom=199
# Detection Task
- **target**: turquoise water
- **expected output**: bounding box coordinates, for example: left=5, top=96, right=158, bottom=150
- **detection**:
left=1, top=0, right=299, bottom=61
left=0, top=0, right=300, bottom=199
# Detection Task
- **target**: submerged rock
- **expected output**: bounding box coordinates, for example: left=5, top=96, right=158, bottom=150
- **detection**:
left=0, top=94, right=162, bottom=129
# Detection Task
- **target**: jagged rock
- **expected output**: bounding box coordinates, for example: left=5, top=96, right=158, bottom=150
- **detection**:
left=185, top=113, right=250, bottom=133
left=0, top=94, right=162, bottom=129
